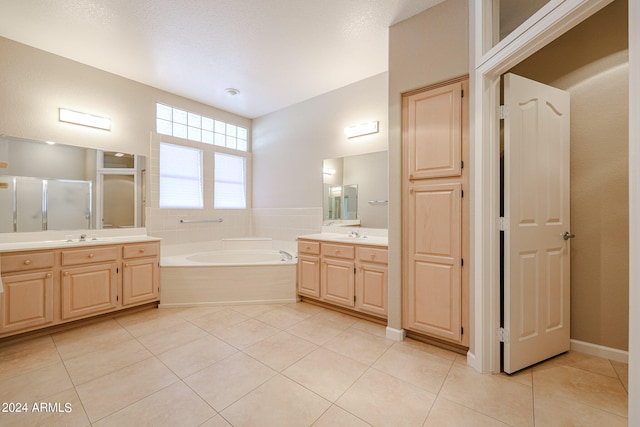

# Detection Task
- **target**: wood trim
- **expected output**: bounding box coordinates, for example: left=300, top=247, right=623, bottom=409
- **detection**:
left=402, top=74, right=470, bottom=98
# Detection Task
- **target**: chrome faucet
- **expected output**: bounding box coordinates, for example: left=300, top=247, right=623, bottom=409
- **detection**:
left=79, top=234, right=87, bottom=242
left=348, top=230, right=360, bottom=238
left=279, top=250, right=293, bottom=261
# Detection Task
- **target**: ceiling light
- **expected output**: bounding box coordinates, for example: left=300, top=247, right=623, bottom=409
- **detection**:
left=59, top=108, right=111, bottom=130
left=344, top=121, right=379, bottom=138
left=225, top=88, right=240, bottom=96
left=114, top=152, right=125, bottom=157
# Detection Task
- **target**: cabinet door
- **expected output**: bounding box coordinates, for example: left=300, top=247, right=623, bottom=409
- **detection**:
left=298, top=254, right=320, bottom=298
left=123, top=258, right=159, bottom=306
left=61, top=263, right=118, bottom=320
left=0, top=271, right=54, bottom=333
left=356, top=262, right=387, bottom=317
left=321, top=258, right=355, bottom=308
left=405, top=182, right=462, bottom=343
left=405, top=81, right=462, bottom=180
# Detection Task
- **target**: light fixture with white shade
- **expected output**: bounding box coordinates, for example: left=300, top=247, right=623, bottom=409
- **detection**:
left=59, top=108, right=111, bottom=130
left=344, top=120, right=379, bottom=138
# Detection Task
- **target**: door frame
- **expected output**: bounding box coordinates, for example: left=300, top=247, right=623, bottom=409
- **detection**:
left=469, top=0, right=637, bottom=395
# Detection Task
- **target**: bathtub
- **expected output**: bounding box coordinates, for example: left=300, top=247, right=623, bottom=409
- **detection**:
left=159, top=238, right=298, bottom=307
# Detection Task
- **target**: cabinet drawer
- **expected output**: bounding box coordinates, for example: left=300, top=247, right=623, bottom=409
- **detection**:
left=357, top=247, right=388, bottom=265
left=321, top=243, right=355, bottom=260
left=61, top=246, right=119, bottom=266
left=123, top=242, right=160, bottom=259
left=1, top=251, right=55, bottom=273
left=298, top=240, right=320, bottom=255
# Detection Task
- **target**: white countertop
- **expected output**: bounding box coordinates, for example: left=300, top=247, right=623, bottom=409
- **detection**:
left=0, top=229, right=160, bottom=253
left=298, top=233, right=388, bottom=247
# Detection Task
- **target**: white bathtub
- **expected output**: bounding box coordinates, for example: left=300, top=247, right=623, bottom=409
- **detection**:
left=159, top=238, right=298, bottom=307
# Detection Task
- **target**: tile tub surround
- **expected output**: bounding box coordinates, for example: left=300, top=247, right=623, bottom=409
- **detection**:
left=0, top=302, right=628, bottom=426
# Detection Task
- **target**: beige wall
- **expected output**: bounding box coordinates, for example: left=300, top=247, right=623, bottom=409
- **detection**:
left=252, top=72, right=388, bottom=209
left=388, top=0, right=469, bottom=331
left=0, top=37, right=250, bottom=157
left=510, top=0, right=629, bottom=351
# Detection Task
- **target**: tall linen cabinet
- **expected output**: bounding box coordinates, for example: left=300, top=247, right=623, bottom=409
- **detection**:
left=402, top=77, right=469, bottom=348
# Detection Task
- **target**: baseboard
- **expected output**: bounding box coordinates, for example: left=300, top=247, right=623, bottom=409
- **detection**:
left=386, top=327, right=406, bottom=341
left=571, top=339, right=628, bottom=363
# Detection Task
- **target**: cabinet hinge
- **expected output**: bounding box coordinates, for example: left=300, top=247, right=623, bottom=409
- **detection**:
left=497, top=327, right=510, bottom=343
left=461, top=258, right=464, bottom=267
left=461, top=327, right=464, bottom=335
left=116, top=267, right=119, bottom=274
left=498, top=217, right=508, bottom=231
left=461, top=160, right=464, bottom=169
left=116, top=295, right=119, bottom=302
left=461, top=189, right=464, bottom=198
left=354, top=295, right=356, bottom=303
left=461, top=89, right=464, bottom=98
left=354, top=267, right=357, bottom=275
left=497, top=104, right=508, bottom=120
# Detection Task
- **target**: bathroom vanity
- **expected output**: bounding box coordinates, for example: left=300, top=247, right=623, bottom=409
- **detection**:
left=0, top=235, right=160, bottom=339
left=297, top=234, right=388, bottom=319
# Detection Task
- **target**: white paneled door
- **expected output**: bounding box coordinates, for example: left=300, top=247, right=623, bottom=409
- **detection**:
left=503, top=73, right=571, bottom=373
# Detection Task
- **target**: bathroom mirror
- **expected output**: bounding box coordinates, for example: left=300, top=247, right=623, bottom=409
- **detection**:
left=0, top=135, right=146, bottom=233
left=323, top=150, right=388, bottom=229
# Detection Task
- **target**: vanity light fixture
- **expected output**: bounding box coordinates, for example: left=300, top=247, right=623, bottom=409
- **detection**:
left=344, top=120, right=379, bottom=138
left=323, top=167, right=336, bottom=175
left=114, top=152, right=125, bottom=157
left=59, top=108, right=111, bottom=131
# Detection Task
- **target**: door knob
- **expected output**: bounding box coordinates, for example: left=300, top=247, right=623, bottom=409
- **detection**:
left=562, top=231, right=576, bottom=240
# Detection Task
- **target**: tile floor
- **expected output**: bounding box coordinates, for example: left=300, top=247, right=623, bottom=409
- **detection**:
left=0, top=302, right=629, bottom=426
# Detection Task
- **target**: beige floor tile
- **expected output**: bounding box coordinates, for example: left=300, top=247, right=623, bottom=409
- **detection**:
left=312, top=405, right=372, bottom=426
left=0, top=387, right=90, bottom=427
left=611, top=360, right=629, bottom=392
left=313, top=309, right=360, bottom=327
left=0, top=334, right=54, bottom=356
left=533, top=351, right=616, bottom=377
left=76, top=357, right=178, bottom=422
left=336, top=368, right=436, bottom=427
left=0, top=335, right=61, bottom=382
left=424, top=396, right=510, bottom=426
left=173, top=305, right=226, bottom=321
left=188, top=308, right=250, bottom=335
left=52, top=319, right=132, bottom=360
left=283, top=347, right=369, bottom=402
left=184, top=352, right=276, bottom=411
left=279, top=301, right=325, bottom=316
left=499, top=367, right=533, bottom=387
left=115, top=307, right=185, bottom=337
left=399, top=338, right=458, bottom=361
left=221, top=375, right=331, bottom=427
left=158, top=335, right=237, bottom=378
left=373, top=341, right=453, bottom=394
left=199, top=414, right=233, bottom=426
left=228, top=303, right=279, bottom=317
left=243, top=331, right=318, bottom=372
left=532, top=364, right=628, bottom=417
left=286, top=316, right=351, bottom=345
left=92, top=381, right=215, bottom=427
left=324, top=328, right=394, bottom=366
left=64, top=338, right=152, bottom=385
left=349, top=318, right=388, bottom=338
left=212, top=318, right=279, bottom=349
left=534, top=388, right=628, bottom=426
left=137, top=320, right=209, bottom=354
left=254, top=306, right=311, bottom=329
left=440, top=364, right=534, bottom=427
left=0, top=361, right=73, bottom=403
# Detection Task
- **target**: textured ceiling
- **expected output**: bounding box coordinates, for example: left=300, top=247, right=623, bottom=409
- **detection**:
left=0, top=0, right=444, bottom=118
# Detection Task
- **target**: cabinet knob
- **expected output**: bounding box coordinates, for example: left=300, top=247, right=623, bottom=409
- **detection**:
left=46, top=272, right=52, bottom=278
left=88, top=253, right=95, bottom=258
left=24, top=259, right=31, bottom=265
left=64, top=271, right=69, bottom=276
left=139, top=248, right=145, bottom=253
left=125, top=263, right=129, bottom=267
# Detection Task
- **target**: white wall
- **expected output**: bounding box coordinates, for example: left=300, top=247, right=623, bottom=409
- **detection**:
left=252, top=72, right=389, bottom=209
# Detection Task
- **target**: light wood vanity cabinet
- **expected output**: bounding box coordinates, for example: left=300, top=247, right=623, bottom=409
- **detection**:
left=122, top=243, right=160, bottom=306
left=0, top=251, right=55, bottom=333
left=0, top=240, right=160, bottom=339
left=298, top=238, right=387, bottom=319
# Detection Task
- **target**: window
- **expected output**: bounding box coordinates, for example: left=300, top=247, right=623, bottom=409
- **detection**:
left=214, top=153, right=246, bottom=209
left=156, top=103, right=248, bottom=152
left=159, top=142, right=203, bottom=208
